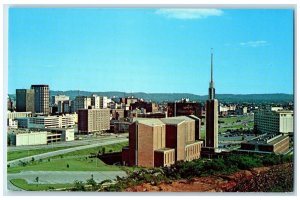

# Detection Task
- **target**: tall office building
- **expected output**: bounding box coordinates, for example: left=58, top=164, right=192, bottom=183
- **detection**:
left=51, top=95, right=69, bottom=105
left=74, top=96, right=92, bottom=112
left=205, top=49, right=218, bottom=149
left=78, top=109, right=110, bottom=133
left=16, top=89, right=35, bottom=113
left=254, top=109, right=293, bottom=135
left=31, top=85, right=49, bottom=114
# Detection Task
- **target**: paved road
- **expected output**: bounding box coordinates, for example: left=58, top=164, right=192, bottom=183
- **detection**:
left=8, top=137, right=128, bottom=167
left=7, top=170, right=127, bottom=191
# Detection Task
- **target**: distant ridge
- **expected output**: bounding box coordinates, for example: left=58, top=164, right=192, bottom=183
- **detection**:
left=8, top=90, right=293, bottom=103
left=48, top=91, right=293, bottom=103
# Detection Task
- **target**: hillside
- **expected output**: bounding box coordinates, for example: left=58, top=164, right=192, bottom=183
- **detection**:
left=124, top=163, right=293, bottom=192
left=8, top=90, right=293, bottom=103
left=50, top=91, right=293, bottom=103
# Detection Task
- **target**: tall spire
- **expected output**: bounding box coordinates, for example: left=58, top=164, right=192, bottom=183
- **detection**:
left=209, top=48, right=215, bottom=100
left=211, top=48, right=213, bottom=83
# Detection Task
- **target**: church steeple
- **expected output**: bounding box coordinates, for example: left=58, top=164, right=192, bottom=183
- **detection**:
left=209, top=48, right=215, bottom=100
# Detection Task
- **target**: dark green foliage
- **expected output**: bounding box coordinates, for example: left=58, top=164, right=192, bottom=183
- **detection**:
left=73, top=180, right=85, bottom=191
left=67, top=164, right=69, bottom=168
left=86, top=176, right=97, bottom=191
left=102, top=153, right=293, bottom=192
left=225, top=155, right=263, bottom=170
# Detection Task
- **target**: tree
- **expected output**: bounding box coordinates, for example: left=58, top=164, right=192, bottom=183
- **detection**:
left=102, top=147, right=106, bottom=155
left=31, top=157, right=35, bottom=162
left=67, top=164, right=69, bottom=168
left=35, top=176, right=39, bottom=187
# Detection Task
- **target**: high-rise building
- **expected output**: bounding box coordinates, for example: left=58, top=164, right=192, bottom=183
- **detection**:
left=254, top=109, right=293, bottom=135
left=31, top=85, right=49, bottom=114
left=78, top=109, right=110, bottom=133
left=91, top=94, right=100, bottom=109
left=16, top=89, right=35, bottom=113
left=205, top=49, right=218, bottom=150
left=51, top=95, right=69, bottom=105
left=74, top=96, right=91, bottom=112
left=7, top=96, right=14, bottom=111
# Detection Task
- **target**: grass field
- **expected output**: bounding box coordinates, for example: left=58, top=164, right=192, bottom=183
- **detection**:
left=8, top=157, right=121, bottom=173
left=49, top=141, right=128, bottom=158
left=219, top=115, right=253, bottom=124
left=7, top=145, right=83, bottom=161
left=10, top=179, right=74, bottom=191
left=8, top=141, right=129, bottom=173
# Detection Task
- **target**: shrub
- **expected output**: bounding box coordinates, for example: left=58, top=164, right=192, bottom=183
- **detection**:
left=73, top=180, right=85, bottom=191
left=86, top=176, right=97, bottom=191
left=225, top=155, right=263, bottom=170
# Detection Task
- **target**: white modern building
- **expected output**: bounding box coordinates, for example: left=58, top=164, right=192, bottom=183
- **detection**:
left=8, top=129, right=48, bottom=146
left=51, top=95, right=69, bottom=105
left=7, top=111, right=32, bottom=120
left=7, top=119, right=18, bottom=129
left=254, top=109, right=294, bottom=135
left=8, top=128, right=75, bottom=146
left=16, top=115, right=75, bottom=129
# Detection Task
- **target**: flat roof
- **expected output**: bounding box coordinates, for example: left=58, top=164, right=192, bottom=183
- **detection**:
left=133, top=118, right=165, bottom=127
left=169, top=116, right=195, bottom=122
left=8, top=129, right=49, bottom=135
left=246, top=133, right=288, bottom=145
left=160, top=118, right=185, bottom=125
left=268, top=135, right=289, bottom=145
left=155, top=148, right=175, bottom=152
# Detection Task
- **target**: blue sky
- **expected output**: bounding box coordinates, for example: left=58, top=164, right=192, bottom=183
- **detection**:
left=8, top=8, right=294, bottom=95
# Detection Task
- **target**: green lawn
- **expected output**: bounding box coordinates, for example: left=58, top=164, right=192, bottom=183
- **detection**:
left=7, top=145, right=83, bottom=161
left=8, top=157, right=121, bottom=173
left=219, top=115, right=253, bottom=124
left=8, top=141, right=129, bottom=173
left=10, top=179, right=74, bottom=191
left=50, top=141, right=128, bottom=158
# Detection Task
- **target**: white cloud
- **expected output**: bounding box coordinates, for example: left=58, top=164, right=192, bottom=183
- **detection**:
left=155, top=9, right=224, bottom=20
left=239, top=40, right=269, bottom=47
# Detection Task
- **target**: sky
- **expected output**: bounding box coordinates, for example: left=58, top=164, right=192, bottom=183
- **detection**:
left=8, top=8, right=294, bottom=95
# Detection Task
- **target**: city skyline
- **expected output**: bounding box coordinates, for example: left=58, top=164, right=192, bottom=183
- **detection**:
left=8, top=8, right=294, bottom=95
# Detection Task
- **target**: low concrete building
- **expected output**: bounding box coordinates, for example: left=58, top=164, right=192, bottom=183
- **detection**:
left=8, top=127, right=75, bottom=146
left=26, top=115, right=75, bottom=129
left=32, top=127, right=75, bottom=142
left=241, top=133, right=289, bottom=154
left=8, top=129, right=48, bottom=146
left=7, top=111, right=32, bottom=120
